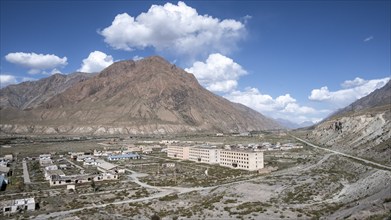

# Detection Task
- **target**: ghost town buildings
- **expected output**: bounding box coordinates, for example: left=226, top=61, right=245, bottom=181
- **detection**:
left=0, top=198, right=35, bottom=215
left=167, top=146, right=263, bottom=171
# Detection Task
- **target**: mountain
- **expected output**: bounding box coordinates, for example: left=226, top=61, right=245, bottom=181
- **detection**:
left=0, top=56, right=281, bottom=135
left=0, top=72, right=92, bottom=110
left=328, top=80, right=391, bottom=119
left=275, top=118, right=314, bottom=129
left=298, top=121, right=314, bottom=128
left=307, top=80, right=391, bottom=165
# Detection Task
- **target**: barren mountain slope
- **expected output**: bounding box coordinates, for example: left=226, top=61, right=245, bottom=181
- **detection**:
left=329, top=80, right=391, bottom=118
left=0, top=72, right=92, bottom=110
left=0, top=56, right=281, bottom=135
left=307, top=80, right=391, bottom=165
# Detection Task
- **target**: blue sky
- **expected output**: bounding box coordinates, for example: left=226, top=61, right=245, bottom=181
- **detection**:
left=1, top=0, right=390, bottom=123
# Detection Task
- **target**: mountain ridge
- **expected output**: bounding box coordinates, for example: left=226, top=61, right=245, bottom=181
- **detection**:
left=327, top=80, right=391, bottom=120
left=0, top=72, right=93, bottom=110
left=0, top=56, right=282, bottom=135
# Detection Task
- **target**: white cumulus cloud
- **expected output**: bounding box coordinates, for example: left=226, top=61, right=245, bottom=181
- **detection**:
left=309, top=77, right=390, bottom=107
left=308, top=86, right=331, bottom=101
left=225, top=88, right=275, bottom=112
left=100, top=1, right=245, bottom=59
left=225, top=88, right=320, bottom=124
left=0, top=74, right=18, bottom=88
left=185, top=53, right=247, bottom=93
left=184, top=54, right=323, bottom=124
left=5, top=52, right=67, bottom=74
left=132, top=55, right=143, bottom=61
left=78, top=51, right=114, bottom=73
left=0, top=74, right=36, bottom=88
left=341, top=77, right=367, bottom=89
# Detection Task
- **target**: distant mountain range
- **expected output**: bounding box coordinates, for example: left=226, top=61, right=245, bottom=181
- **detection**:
left=0, top=56, right=282, bottom=135
left=0, top=72, right=93, bottom=110
left=275, top=118, right=314, bottom=129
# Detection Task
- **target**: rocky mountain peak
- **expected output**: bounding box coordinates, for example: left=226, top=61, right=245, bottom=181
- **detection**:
left=98, top=60, right=136, bottom=78
left=140, top=55, right=170, bottom=63
left=0, top=56, right=282, bottom=135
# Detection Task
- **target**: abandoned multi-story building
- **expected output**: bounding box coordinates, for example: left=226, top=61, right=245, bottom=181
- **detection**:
left=167, top=146, right=264, bottom=171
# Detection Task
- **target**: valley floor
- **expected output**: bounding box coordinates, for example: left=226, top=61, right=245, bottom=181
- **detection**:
left=1, top=135, right=390, bottom=220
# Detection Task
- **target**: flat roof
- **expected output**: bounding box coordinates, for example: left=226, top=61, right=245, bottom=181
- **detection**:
left=52, top=174, right=94, bottom=181
left=46, top=169, right=65, bottom=176
left=190, top=145, right=218, bottom=150
left=0, top=166, right=10, bottom=173
left=107, top=153, right=139, bottom=159
left=220, top=149, right=261, bottom=154
left=95, top=159, right=117, bottom=170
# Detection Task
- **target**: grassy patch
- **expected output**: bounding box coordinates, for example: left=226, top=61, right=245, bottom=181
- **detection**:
left=159, top=194, right=179, bottom=201
left=225, top=201, right=271, bottom=216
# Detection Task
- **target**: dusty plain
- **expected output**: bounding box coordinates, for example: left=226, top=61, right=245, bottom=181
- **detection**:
left=0, top=132, right=390, bottom=220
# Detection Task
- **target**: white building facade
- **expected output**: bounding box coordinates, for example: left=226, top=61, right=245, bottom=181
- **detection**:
left=167, top=146, right=264, bottom=171
left=167, top=146, right=189, bottom=160
left=188, top=147, right=219, bottom=164
left=219, top=150, right=263, bottom=171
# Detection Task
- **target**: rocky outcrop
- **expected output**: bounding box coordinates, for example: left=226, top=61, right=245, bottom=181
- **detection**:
left=310, top=111, right=390, bottom=147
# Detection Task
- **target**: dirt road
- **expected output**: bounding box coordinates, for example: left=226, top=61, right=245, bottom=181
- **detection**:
left=22, top=160, right=31, bottom=184
left=290, top=135, right=391, bottom=171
